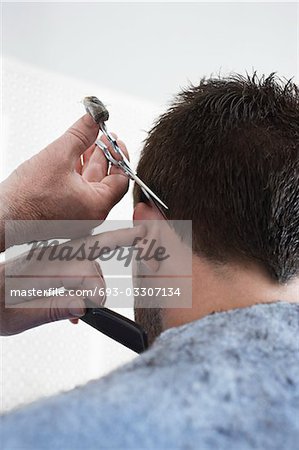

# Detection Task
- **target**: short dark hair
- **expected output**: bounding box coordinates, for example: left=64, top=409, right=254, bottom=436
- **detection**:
left=134, top=73, right=299, bottom=283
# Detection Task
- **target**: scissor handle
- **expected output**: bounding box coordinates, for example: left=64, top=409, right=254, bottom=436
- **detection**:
left=100, top=123, right=131, bottom=167
left=95, top=139, right=135, bottom=179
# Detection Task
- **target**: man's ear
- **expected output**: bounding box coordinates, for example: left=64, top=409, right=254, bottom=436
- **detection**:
left=133, top=202, right=163, bottom=222
left=133, top=202, right=162, bottom=272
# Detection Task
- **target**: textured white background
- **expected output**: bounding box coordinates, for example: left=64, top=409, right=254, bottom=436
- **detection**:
left=1, top=58, right=160, bottom=412
left=1, top=2, right=298, bottom=412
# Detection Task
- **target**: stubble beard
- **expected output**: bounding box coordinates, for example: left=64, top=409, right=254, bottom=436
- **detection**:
left=133, top=262, right=163, bottom=346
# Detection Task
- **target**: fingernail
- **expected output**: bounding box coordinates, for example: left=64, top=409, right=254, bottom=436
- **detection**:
left=68, top=299, right=85, bottom=317
left=84, top=113, right=99, bottom=127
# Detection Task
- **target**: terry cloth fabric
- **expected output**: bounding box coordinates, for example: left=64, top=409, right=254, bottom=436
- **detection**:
left=1, top=302, right=299, bottom=449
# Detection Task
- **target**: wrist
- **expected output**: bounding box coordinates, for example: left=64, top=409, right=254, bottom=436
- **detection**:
left=0, top=180, right=31, bottom=252
left=0, top=179, right=51, bottom=251
left=0, top=182, right=14, bottom=252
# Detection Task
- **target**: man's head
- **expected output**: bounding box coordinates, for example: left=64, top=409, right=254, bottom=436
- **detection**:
left=133, top=73, right=299, bottom=342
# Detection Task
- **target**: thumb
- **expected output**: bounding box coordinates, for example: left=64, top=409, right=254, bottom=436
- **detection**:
left=64, top=114, right=100, bottom=161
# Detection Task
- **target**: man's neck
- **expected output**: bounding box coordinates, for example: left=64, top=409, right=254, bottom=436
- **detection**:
left=162, top=257, right=299, bottom=330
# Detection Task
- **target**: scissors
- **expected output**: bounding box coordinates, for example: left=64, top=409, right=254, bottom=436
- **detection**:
left=81, top=97, right=168, bottom=353
left=83, top=96, right=168, bottom=219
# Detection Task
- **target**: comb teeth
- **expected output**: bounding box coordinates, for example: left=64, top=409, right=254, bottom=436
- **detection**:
left=83, top=96, right=109, bottom=123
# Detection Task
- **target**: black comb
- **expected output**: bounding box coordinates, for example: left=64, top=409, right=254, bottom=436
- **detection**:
left=81, top=307, right=148, bottom=354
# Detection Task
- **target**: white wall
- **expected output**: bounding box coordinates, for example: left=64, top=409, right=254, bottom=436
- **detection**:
left=1, top=2, right=298, bottom=412
left=2, top=2, right=298, bottom=105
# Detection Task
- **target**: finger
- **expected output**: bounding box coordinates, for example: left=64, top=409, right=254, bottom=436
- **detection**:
left=6, top=224, right=145, bottom=296
left=5, top=226, right=146, bottom=306
left=95, top=138, right=130, bottom=213
left=83, top=143, right=97, bottom=166
left=93, top=174, right=129, bottom=217
left=11, top=295, right=86, bottom=333
left=64, top=114, right=100, bottom=161
left=104, top=131, right=118, bottom=139
left=75, top=155, right=83, bottom=175
left=100, top=131, right=118, bottom=147
left=100, top=134, right=130, bottom=166
left=109, top=140, right=131, bottom=176
left=70, top=318, right=79, bottom=324
left=76, top=143, right=97, bottom=174
left=63, top=261, right=106, bottom=308
left=5, top=253, right=104, bottom=303
left=81, top=133, right=123, bottom=182
left=85, top=225, right=146, bottom=258
left=82, top=144, right=108, bottom=182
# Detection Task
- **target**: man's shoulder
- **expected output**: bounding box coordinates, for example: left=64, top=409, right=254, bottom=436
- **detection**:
left=2, top=302, right=299, bottom=449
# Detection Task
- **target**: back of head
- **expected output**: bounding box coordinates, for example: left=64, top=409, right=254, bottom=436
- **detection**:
left=134, top=73, right=299, bottom=283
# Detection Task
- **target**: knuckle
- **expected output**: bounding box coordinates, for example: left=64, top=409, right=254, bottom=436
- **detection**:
left=66, top=128, right=89, bottom=151
left=48, top=297, right=61, bottom=322
left=93, top=261, right=103, bottom=277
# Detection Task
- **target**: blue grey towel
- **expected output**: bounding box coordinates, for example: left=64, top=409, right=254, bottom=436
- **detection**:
left=1, top=302, right=299, bottom=449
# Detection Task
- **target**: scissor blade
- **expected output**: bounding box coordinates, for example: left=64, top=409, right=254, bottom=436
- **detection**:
left=141, top=188, right=168, bottom=220
left=129, top=171, right=168, bottom=210
left=100, top=124, right=131, bottom=166
left=98, top=125, right=168, bottom=211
